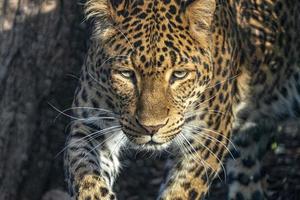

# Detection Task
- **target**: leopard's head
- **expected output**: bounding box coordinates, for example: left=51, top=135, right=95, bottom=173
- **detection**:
left=86, top=0, right=216, bottom=150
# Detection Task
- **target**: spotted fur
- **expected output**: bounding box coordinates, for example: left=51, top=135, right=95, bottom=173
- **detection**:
left=64, top=0, right=300, bottom=199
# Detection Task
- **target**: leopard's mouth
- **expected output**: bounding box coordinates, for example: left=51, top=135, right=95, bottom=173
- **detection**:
left=124, top=132, right=178, bottom=151
left=145, top=140, right=162, bottom=145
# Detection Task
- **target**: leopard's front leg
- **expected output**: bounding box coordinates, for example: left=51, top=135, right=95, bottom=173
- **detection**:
left=76, top=175, right=115, bottom=200
left=64, top=122, right=123, bottom=200
left=158, top=147, right=224, bottom=200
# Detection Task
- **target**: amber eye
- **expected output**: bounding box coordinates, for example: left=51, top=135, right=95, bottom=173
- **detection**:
left=171, top=71, right=189, bottom=80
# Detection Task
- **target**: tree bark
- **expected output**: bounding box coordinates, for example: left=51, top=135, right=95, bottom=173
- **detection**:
left=0, top=0, right=88, bottom=199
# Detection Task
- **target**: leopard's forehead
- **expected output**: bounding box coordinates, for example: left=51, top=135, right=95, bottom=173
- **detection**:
left=104, top=0, right=208, bottom=74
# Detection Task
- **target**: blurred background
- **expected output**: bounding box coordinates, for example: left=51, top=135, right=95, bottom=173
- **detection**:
left=0, top=0, right=299, bottom=199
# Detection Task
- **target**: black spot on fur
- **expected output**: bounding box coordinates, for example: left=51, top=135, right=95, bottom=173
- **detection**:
left=133, top=40, right=142, bottom=48
left=251, top=190, right=264, bottom=200
left=100, top=187, right=109, bottom=197
left=81, top=89, right=88, bottom=102
left=242, top=156, right=256, bottom=168
left=227, top=172, right=235, bottom=184
left=237, top=173, right=250, bottom=186
left=236, top=192, right=245, bottom=200
left=188, top=188, right=198, bottom=200
left=182, top=182, right=191, bottom=190
left=169, top=5, right=177, bottom=15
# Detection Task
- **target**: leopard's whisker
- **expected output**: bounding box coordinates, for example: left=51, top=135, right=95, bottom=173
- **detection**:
left=113, top=26, right=135, bottom=50
left=179, top=132, right=222, bottom=182
left=56, top=126, right=122, bottom=157
left=198, top=127, right=237, bottom=152
left=66, top=73, right=80, bottom=80
left=185, top=126, right=236, bottom=160
left=108, top=134, right=127, bottom=159
left=49, top=103, right=119, bottom=122
left=185, top=132, right=227, bottom=182
left=80, top=116, right=119, bottom=121
left=56, top=106, right=118, bottom=116
left=187, top=105, right=226, bottom=115
left=185, top=73, right=240, bottom=113
left=163, top=147, right=175, bottom=156
left=58, top=128, right=122, bottom=159
left=204, top=73, right=240, bottom=91
left=82, top=127, right=122, bottom=146
left=199, top=134, right=235, bottom=160
left=148, top=149, right=157, bottom=159
left=177, top=134, right=211, bottom=183
left=64, top=115, right=118, bottom=123
left=185, top=109, right=226, bottom=118
left=183, top=123, right=237, bottom=152
left=177, top=134, right=216, bottom=185
left=192, top=92, right=221, bottom=110
left=78, top=126, right=122, bottom=144
left=63, top=118, right=119, bottom=135
left=76, top=131, right=121, bottom=166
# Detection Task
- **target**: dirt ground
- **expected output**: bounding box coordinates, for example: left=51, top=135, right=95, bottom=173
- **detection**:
left=114, top=121, right=300, bottom=200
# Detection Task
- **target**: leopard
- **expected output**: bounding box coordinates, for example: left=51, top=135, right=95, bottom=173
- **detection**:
left=64, top=0, right=300, bottom=199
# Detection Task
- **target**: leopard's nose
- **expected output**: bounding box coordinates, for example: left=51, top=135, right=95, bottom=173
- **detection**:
left=135, top=118, right=167, bottom=135
left=142, top=124, right=165, bottom=135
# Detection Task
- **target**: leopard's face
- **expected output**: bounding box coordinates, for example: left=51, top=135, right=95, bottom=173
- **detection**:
left=87, top=0, right=216, bottom=150
left=109, top=50, right=212, bottom=149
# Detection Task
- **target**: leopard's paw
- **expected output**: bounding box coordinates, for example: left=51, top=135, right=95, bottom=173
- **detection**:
left=77, top=175, right=116, bottom=200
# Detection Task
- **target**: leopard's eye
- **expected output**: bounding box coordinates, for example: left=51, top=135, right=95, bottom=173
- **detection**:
left=171, top=71, right=189, bottom=80
left=119, top=70, right=135, bottom=79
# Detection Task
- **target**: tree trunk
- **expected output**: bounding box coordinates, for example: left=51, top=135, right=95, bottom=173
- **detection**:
left=0, top=0, right=88, bottom=199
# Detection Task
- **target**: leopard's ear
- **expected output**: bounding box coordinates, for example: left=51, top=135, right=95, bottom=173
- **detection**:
left=85, top=0, right=127, bottom=39
left=185, top=0, right=216, bottom=48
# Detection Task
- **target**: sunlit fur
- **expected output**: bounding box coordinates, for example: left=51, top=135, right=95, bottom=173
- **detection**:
left=85, top=0, right=215, bottom=150
left=64, top=0, right=300, bottom=200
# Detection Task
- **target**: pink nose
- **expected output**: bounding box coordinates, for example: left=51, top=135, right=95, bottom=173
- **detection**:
left=136, top=119, right=166, bottom=135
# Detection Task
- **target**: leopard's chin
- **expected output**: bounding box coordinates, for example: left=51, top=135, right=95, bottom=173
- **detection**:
left=132, top=142, right=171, bottom=151
left=126, top=137, right=173, bottom=151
